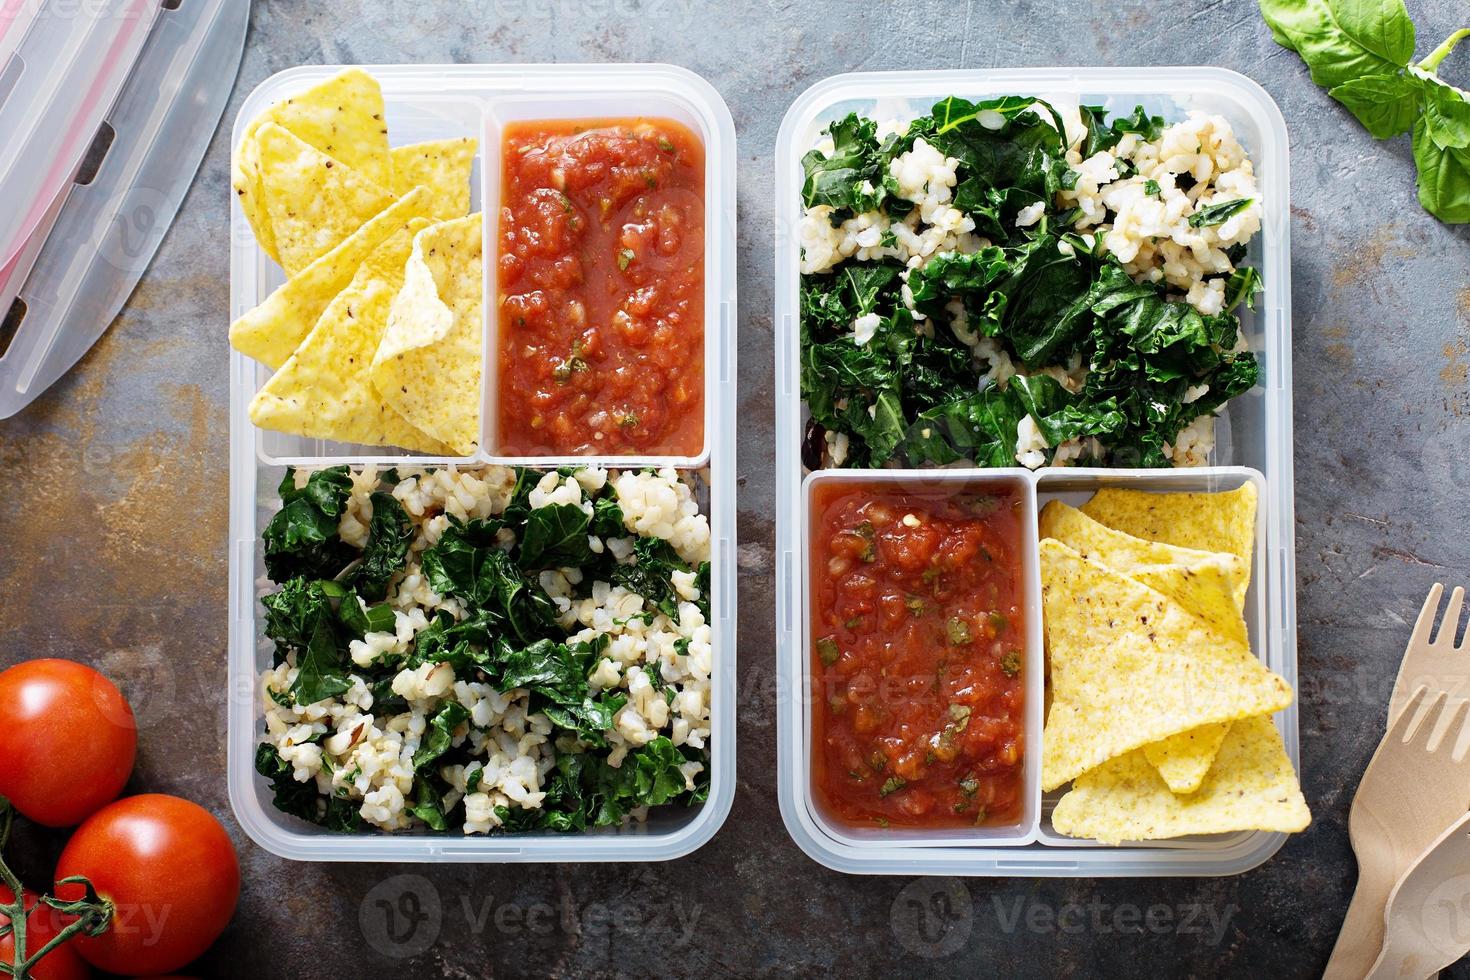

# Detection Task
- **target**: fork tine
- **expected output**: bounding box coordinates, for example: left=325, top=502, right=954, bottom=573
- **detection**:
left=1439, top=698, right=1470, bottom=761
left=1393, top=685, right=1434, bottom=743
left=1410, top=583, right=1446, bottom=648
left=1434, top=587, right=1466, bottom=647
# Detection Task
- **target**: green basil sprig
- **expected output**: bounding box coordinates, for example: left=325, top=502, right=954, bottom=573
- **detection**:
left=1260, top=0, right=1469, bottom=222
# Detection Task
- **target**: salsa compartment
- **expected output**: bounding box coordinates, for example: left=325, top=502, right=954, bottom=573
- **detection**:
left=799, top=469, right=1042, bottom=848
left=809, top=480, right=1027, bottom=832
left=481, top=93, right=718, bottom=468
left=496, top=118, right=706, bottom=458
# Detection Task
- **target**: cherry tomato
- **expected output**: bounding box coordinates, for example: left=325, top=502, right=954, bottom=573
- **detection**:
left=0, top=660, right=136, bottom=827
left=0, top=887, right=92, bottom=980
left=54, top=796, right=239, bottom=977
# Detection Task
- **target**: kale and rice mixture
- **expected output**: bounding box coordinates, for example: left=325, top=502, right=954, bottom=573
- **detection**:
left=253, top=464, right=712, bottom=834
left=798, top=97, right=1266, bottom=471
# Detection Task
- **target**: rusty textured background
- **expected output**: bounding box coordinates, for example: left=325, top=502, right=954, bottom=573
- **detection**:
left=2, top=0, right=1470, bottom=976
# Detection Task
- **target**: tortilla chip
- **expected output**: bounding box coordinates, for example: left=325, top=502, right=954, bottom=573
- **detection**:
left=249, top=219, right=452, bottom=454
left=1079, top=482, right=1258, bottom=593
left=371, top=214, right=483, bottom=455
left=1039, top=500, right=1248, bottom=621
left=230, top=187, right=435, bottom=369
left=1039, top=539, right=1293, bottom=792
left=233, top=134, right=277, bottom=263
left=256, top=123, right=394, bottom=276
left=1041, top=501, right=1252, bottom=792
left=1142, top=722, right=1233, bottom=795
left=1051, top=714, right=1310, bottom=844
left=232, top=68, right=393, bottom=263
left=391, top=138, right=477, bottom=220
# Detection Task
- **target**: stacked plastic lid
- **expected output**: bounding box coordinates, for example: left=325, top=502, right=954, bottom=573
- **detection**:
left=0, top=0, right=249, bottom=418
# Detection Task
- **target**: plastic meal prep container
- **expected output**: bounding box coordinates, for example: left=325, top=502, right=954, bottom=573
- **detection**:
left=227, top=64, right=737, bottom=862
left=774, top=68, right=1295, bottom=877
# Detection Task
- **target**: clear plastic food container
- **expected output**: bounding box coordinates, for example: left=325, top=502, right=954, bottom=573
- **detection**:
left=228, top=64, right=737, bottom=862
left=774, top=68, right=1295, bottom=877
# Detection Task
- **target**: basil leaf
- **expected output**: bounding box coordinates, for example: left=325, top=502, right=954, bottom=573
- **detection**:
left=1328, top=72, right=1422, bottom=138
left=1421, top=77, right=1470, bottom=150
left=1332, top=0, right=1416, bottom=68
left=1413, top=117, right=1470, bottom=223
left=1261, top=0, right=1413, bottom=90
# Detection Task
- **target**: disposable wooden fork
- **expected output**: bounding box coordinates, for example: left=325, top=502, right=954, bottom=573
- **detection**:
left=1390, top=584, right=1470, bottom=725
left=1324, top=686, right=1470, bottom=980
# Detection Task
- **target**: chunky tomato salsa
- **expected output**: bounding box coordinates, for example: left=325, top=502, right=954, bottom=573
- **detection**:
left=497, top=118, right=705, bottom=456
left=809, top=482, right=1026, bottom=829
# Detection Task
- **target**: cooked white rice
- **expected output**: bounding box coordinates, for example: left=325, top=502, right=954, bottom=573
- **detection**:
left=260, top=465, right=712, bottom=834
left=798, top=102, right=1263, bottom=469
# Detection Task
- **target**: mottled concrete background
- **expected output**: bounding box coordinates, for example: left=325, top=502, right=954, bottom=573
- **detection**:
left=2, top=0, right=1469, bottom=977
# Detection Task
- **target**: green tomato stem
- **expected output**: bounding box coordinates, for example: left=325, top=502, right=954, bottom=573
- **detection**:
left=1418, top=28, right=1470, bottom=73
left=0, top=800, right=113, bottom=980
left=0, top=802, right=26, bottom=980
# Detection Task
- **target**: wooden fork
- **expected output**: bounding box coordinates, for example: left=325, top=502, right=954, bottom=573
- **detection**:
left=1325, top=687, right=1470, bottom=980
left=1390, top=584, right=1470, bottom=725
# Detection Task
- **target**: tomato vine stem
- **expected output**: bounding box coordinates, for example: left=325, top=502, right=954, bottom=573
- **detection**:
left=0, top=798, right=112, bottom=980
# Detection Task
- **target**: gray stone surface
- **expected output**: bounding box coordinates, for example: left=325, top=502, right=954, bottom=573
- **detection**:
left=2, top=0, right=1469, bottom=976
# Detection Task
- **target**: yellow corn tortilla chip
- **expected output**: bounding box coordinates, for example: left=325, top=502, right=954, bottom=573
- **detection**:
left=1039, top=500, right=1248, bottom=620
left=1051, top=714, right=1310, bottom=845
left=232, top=68, right=393, bottom=263
left=1040, top=502, right=1250, bottom=794
left=1080, top=483, right=1258, bottom=593
left=390, top=138, right=477, bottom=220
left=371, top=214, right=483, bottom=455
left=233, top=134, right=276, bottom=263
left=248, top=219, right=452, bottom=454
left=256, top=123, right=395, bottom=276
left=1142, top=722, right=1233, bottom=795
left=1039, top=539, right=1293, bottom=791
left=230, top=187, right=435, bottom=369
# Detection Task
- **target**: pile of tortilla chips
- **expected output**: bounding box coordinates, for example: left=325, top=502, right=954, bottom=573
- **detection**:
left=229, top=68, right=482, bottom=455
left=1038, top=483, right=1311, bottom=846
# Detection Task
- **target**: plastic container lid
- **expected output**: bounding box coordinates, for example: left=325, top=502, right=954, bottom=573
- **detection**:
left=0, top=0, right=248, bottom=419
left=0, top=0, right=158, bottom=271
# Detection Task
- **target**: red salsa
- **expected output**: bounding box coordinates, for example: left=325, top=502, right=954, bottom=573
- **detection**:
left=809, top=482, right=1026, bottom=829
left=497, top=118, right=705, bottom=456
